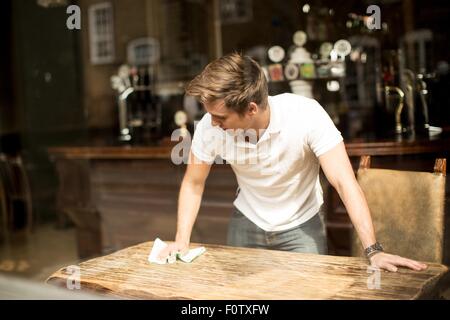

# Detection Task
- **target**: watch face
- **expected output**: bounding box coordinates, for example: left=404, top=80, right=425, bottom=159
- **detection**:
left=293, top=31, right=307, bottom=47
left=284, top=63, right=299, bottom=80
left=268, top=46, right=285, bottom=63
left=334, top=39, right=352, bottom=57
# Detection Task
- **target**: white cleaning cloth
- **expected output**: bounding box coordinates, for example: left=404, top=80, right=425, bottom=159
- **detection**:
left=148, top=238, right=206, bottom=265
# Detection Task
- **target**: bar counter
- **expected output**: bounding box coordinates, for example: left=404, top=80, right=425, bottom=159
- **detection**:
left=48, top=131, right=450, bottom=159
left=47, top=132, right=450, bottom=259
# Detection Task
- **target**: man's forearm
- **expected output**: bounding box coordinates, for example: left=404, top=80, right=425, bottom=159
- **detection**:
left=175, top=178, right=205, bottom=243
left=335, top=179, right=377, bottom=249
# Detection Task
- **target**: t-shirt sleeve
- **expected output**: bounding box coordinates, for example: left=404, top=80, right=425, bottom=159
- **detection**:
left=190, top=114, right=218, bottom=164
left=307, top=101, right=344, bottom=157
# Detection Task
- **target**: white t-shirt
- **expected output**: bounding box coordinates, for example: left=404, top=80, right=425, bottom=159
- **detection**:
left=190, top=93, right=343, bottom=232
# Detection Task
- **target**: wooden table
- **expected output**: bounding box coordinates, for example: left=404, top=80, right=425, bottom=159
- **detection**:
left=46, top=241, right=449, bottom=300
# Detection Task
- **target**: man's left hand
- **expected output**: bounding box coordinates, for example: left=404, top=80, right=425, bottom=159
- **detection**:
left=369, top=252, right=428, bottom=272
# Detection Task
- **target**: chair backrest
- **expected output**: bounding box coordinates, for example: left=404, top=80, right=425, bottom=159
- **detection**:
left=0, top=165, right=8, bottom=241
left=0, top=153, right=33, bottom=234
left=352, top=156, right=446, bottom=263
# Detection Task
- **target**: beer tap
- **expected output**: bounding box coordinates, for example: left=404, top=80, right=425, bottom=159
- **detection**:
left=416, top=73, right=442, bottom=135
left=118, top=87, right=135, bottom=142
left=401, top=69, right=416, bottom=134
left=416, top=73, right=430, bottom=130
left=384, top=86, right=405, bottom=134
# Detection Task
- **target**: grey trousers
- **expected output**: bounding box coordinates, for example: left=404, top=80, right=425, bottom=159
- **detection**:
left=226, top=206, right=328, bottom=255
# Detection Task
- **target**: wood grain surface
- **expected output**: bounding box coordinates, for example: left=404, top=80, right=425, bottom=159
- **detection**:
left=46, top=241, right=448, bottom=300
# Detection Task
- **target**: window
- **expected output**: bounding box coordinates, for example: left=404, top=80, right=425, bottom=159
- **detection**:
left=220, top=0, right=253, bottom=25
left=88, top=2, right=115, bottom=65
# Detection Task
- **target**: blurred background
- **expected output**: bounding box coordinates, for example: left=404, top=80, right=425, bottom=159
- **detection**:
left=0, top=0, right=449, bottom=294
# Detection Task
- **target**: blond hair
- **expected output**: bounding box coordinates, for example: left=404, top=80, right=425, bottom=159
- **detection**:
left=185, top=52, right=268, bottom=115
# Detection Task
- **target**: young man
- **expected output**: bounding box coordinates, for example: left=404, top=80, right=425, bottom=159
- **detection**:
left=159, top=53, right=427, bottom=272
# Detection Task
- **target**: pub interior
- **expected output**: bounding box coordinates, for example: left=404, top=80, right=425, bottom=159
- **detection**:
left=0, top=0, right=449, bottom=300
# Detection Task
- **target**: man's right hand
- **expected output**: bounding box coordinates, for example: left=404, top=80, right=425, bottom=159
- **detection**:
left=157, top=240, right=190, bottom=262
left=156, top=151, right=211, bottom=263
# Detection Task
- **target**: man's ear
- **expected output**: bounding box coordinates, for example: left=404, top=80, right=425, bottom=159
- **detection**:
left=247, top=102, right=259, bottom=116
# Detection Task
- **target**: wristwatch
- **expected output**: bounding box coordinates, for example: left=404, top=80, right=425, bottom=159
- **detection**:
left=364, top=242, right=384, bottom=259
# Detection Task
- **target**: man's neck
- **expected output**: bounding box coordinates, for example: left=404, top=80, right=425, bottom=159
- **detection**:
left=244, top=104, right=270, bottom=142
left=255, top=104, right=271, bottom=140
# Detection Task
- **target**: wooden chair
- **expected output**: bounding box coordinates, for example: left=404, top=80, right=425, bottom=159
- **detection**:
left=0, top=170, right=8, bottom=243
left=351, top=156, right=447, bottom=263
left=0, top=153, right=33, bottom=236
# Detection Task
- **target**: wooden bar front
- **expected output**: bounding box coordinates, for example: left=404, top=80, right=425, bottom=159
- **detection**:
left=47, top=133, right=450, bottom=259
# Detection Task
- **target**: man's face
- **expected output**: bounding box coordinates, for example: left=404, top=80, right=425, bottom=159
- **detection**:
left=203, top=99, right=256, bottom=132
